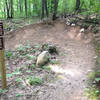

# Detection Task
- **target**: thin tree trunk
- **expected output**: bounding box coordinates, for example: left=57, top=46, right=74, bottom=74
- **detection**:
left=17, top=0, right=19, bottom=12
left=29, top=0, right=31, bottom=16
left=21, top=0, right=23, bottom=13
left=19, top=0, right=22, bottom=14
left=25, top=0, right=27, bottom=17
left=52, top=0, right=59, bottom=20
left=75, top=0, right=80, bottom=12
left=41, top=0, right=45, bottom=19
left=4, top=6, right=6, bottom=18
left=5, top=0, right=10, bottom=19
left=10, top=0, right=13, bottom=18
left=44, top=0, right=48, bottom=17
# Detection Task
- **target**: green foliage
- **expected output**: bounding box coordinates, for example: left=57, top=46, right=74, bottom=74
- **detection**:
left=29, top=64, right=36, bottom=69
left=96, top=44, right=100, bottom=52
left=85, top=86, right=100, bottom=100
left=88, top=72, right=95, bottom=80
left=43, top=66, right=51, bottom=71
left=17, top=45, right=26, bottom=52
left=34, top=44, right=40, bottom=49
left=88, top=42, right=100, bottom=99
left=0, top=0, right=100, bottom=19
left=0, top=89, right=7, bottom=94
left=87, top=71, right=100, bottom=99
left=96, top=57, right=100, bottom=64
left=26, top=70, right=32, bottom=73
left=5, top=51, right=13, bottom=58
left=95, top=78, right=100, bottom=82
left=26, top=54, right=36, bottom=60
left=6, top=70, right=21, bottom=78
left=16, top=93, right=24, bottom=97
left=50, top=60, right=60, bottom=65
left=15, top=78, right=23, bottom=83
left=28, top=76, right=43, bottom=85
left=17, top=45, right=31, bottom=57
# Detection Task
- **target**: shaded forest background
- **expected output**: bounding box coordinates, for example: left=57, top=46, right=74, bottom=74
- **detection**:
left=0, top=0, right=100, bottom=20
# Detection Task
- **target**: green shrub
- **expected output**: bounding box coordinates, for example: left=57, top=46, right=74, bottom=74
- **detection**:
left=5, top=51, right=13, bottom=58
left=28, top=76, right=43, bottom=85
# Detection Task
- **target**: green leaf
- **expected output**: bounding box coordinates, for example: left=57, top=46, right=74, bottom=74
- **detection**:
left=5, top=51, right=13, bottom=58
left=15, top=78, right=22, bottom=83
left=6, top=74, right=13, bottom=78
left=16, top=93, right=24, bottom=97
left=12, top=71, right=21, bottom=75
left=0, top=89, right=7, bottom=94
left=26, top=54, right=36, bottom=60
left=95, top=78, right=100, bottom=82
left=28, top=76, right=43, bottom=85
left=26, top=70, right=32, bottom=73
left=43, top=66, right=51, bottom=71
left=6, top=70, right=21, bottom=78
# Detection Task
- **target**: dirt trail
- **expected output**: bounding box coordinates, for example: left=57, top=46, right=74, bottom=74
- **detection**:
left=5, top=21, right=96, bottom=100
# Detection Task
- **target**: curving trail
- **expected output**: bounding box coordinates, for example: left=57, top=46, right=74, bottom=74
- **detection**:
left=5, top=21, right=96, bottom=100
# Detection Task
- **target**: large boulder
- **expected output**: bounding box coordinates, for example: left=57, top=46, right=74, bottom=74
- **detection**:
left=36, top=51, right=50, bottom=67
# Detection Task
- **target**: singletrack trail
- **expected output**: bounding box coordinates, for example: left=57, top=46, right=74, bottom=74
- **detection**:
left=5, top=21, right=96, bottom=100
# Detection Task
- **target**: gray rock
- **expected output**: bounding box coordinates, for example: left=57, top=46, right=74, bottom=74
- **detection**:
left=36, top=51, right=50, bottom=67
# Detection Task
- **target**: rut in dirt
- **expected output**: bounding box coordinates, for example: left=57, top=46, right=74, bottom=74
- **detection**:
left=5, top=21, right=96, bottom=100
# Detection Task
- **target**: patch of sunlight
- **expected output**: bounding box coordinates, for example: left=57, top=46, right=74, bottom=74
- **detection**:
left=49, top=64, right=82, bottom=77
left=57, top=75, right=66, bottom=80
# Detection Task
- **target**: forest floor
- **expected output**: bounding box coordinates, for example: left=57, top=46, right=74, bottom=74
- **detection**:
left=0, top=20, right=96, bottom=100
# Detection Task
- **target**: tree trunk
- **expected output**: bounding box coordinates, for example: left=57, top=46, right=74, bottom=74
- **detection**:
left=44, top=0, right=48, bottom=17
left=5, top=0, right=10, bottom=19
left=75, top=0, right=80, bottom=12
left=41, top=0, right=49, bottom=19
left=41, top=0, right=45, bottom=19
left=19, top=0, right=23, bottom=14
left=4, top=6, right=6, bottom=18
left=10, top=0, right=13, bottom=18
left=25, top=0, right=27, bottom=17
left=52, top=0, right=59, bottom=20
left=29, top=0, right=31, bottom=16
left=17, top=0, right=19, bottom=11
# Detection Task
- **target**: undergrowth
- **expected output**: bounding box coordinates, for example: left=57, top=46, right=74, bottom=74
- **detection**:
left=0, top=43, right=59, bottom=98
left=86, top=43, right=100, bottom=100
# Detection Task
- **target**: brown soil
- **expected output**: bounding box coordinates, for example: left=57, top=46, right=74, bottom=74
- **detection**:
left=1, top=20, right=96, bottom=100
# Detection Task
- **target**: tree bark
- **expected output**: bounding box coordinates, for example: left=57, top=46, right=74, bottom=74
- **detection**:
left=25, top=0, right=27, bottom=17
left=5, top=0, right=10, bottom=19
left=44, top=0, right=48, bottom=17
left=19, top=0, right=23, bottom=14
left=29, top=0, right=31, bottom=16
left=41, top=0, right=49, bottom=19
left=17, top=0, right=19, bottom=11
left=41, top=0, right=45, bottom=19
left=10, top=0, right=13, bottom=18
left=52, top=0, right=59, bottom=20
left=75, top=0, right=80, bottom=12
left=4, top=6, right=6, bottom=18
